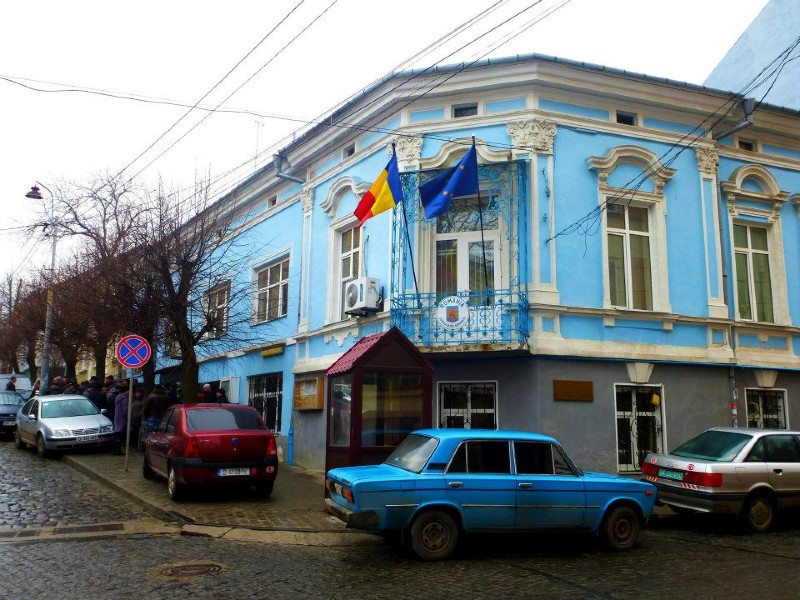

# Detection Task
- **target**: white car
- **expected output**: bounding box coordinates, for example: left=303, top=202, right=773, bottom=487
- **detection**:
left=642, top=427, right=800, bottom=532
left=15, top=394, right=115, bottom=457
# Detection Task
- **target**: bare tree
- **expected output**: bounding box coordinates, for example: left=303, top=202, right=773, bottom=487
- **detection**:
left=140, top=179, right=269, bottom=402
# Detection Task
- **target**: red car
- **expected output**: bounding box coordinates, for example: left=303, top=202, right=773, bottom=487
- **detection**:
left=143, top=403, right=278, bottom=501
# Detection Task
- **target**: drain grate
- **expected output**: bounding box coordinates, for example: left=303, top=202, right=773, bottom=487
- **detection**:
left=157, top=562, right=227, bottom=580
left=54, top=523, right=125, bottom=535
left=15, top=530, right=41, bottom=538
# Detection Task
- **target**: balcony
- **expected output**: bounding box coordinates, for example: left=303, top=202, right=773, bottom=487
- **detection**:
left=390, top=289, right=529, bottom=350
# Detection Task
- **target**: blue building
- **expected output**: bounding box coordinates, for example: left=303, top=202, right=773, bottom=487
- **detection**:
left=164, top=52, right=800, bottom=474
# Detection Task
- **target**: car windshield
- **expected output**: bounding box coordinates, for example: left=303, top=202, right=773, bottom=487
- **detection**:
left=41, top=398, right=100, bottom=418
left=0, top=392, right=24, bottom=406
left=383, top=434, right=438, bottom=473
left=186, top=408, right=266, bottom=431
left=671, top=430, right=753, bottom=461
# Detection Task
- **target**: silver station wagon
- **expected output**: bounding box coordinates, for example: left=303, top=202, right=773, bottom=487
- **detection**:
left=326, top=429, right=657, bottom=561
left=642, top=427, right=800, bottom=532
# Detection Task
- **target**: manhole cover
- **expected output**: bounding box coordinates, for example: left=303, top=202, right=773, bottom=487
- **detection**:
left=156, top=561, right=228, bottom=580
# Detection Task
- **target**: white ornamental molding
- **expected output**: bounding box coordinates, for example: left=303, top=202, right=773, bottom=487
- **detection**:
left=695, top=144, right=720, bottom=176
left=320, top=176, right=367, bottom=218
left=300, top=188, right=314, bottom=214
left=388, top=135, right=423, bottom=165
left=507, top=118, right=558, bottom=155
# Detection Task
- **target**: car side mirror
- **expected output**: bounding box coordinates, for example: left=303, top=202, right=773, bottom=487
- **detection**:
left=101, top=408, right=107, bottom=415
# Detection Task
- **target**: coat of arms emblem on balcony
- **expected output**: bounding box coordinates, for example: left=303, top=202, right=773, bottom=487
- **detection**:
left=436, top=296, right=469, bottom=331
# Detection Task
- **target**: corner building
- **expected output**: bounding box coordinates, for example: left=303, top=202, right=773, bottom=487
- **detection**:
left=163, top=53, right=800, bottom=474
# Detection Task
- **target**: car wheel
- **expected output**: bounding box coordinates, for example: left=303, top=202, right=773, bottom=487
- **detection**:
left=36, top=434, right=50, bottom=459
left=741, top=493, right=775, bottom=533
left=14, top=429, right=26, bottom=450
left=167, top=465, right=184, bottom=501
left=254, top=481, right=274, bottom=498
left=602, top=505, right=640, bottom=551
left=142, top=453, right=157, bottom=480
left=409, top=510, right=459, bottom=561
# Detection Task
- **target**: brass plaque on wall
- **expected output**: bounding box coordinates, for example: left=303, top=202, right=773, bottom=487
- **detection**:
left=553, top=380, right=593, bottom=402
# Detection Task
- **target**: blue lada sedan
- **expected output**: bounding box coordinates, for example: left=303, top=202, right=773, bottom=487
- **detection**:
left=325, top=429, right=656, bottom=560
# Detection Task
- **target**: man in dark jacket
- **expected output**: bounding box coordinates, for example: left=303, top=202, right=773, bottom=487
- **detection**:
left=42, top=376, right=65, bottom=396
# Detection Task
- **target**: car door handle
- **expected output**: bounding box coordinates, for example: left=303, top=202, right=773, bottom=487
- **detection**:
left=773, top=469, right=783, bottom=475
left=518, top=482, right=533, bottom=489
left=448, top=482, right=463, bottom=488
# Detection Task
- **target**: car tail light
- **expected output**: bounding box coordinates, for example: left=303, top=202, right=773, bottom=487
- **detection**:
left=266, top=435, right=277, bottom=456
left=683, top=470, right=723, bottom=488
left=342, top=487, right=355, bottom=503
left=182, top=435, right=200, bottom=458
left=641, top=462, right=658, bottom=477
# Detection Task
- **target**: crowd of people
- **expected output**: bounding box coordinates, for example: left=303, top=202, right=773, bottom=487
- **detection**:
left=25, top=374, right=235, bottom=454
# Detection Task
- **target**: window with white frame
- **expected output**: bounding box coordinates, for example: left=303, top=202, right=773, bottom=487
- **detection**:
left=254, top=257, right=289, bottom=323
left=204, top=282, right=230, bottom=338
left=338, top=225, right=361, bottom=320
left=734, top=224, right=774, bottom=323
left=746, top=388, right=787, bottom=429
left=438, top=381, right=497, bottom=429
left=606, top=202, right=653, bottom=310
left=434, top=195, right=500, bottom=303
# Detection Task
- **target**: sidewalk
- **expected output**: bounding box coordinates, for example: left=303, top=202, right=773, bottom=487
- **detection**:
left=63, top=451, right=382, bottom=547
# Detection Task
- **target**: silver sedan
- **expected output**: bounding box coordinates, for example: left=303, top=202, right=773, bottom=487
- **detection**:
left=15, top=394, right=115, bottom=457
left=642, top=427, right=800, bottom=532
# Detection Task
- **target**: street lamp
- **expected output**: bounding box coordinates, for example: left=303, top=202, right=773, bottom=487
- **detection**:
left=25, top=183, right=57, bottom=391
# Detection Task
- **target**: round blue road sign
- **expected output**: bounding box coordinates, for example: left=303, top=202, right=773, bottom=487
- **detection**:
left=115, top=335, right=152, bottom=368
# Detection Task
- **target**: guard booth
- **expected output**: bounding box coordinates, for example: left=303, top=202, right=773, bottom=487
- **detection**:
left=325, top=327, right=433, bottom=471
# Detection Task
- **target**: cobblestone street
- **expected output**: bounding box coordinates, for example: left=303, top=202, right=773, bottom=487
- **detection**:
left=3, top=439, right=800, bottom=599
left=0, top=440, right=147, bottom=529
left=3, top=522, right=800, bottom=599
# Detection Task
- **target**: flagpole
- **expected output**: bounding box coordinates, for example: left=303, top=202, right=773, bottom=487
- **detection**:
left=394, top=145, right=422, bottom=309
left=472, top=138, right=490, bottom=306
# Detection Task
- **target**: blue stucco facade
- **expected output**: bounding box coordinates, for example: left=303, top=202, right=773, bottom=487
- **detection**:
left=159, top=52, right=800, bottom=474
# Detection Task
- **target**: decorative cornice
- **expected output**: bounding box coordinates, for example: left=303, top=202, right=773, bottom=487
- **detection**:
left=792, top=194, right=800, bottom=218
left=507, top=118, right=557, bottom=155
left=320, top=177, right=366, bottom=218
left=587, top=145, right=676, bottom=194
left=694, top=144, right=719, bottom=176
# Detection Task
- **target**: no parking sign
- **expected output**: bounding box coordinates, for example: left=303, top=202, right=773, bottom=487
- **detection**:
left=115, top=335, right=151, bottom=368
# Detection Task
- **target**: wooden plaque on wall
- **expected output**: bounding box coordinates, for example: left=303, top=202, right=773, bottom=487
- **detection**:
left=293, top=376, right=324, bottom=410
left=553, top=380, right=594, bottom=402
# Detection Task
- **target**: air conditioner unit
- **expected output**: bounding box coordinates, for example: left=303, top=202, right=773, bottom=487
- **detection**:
left=344, top=277, right=381, bottom=315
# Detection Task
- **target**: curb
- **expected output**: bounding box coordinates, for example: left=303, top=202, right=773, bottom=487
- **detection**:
left=63, top=455, right=180, bottom=523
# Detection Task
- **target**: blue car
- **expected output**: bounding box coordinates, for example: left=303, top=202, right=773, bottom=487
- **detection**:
left=325, top=429, right=657, bottom=560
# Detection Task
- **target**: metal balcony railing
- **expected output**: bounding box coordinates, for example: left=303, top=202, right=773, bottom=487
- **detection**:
left=390, top=288, right=529, bottom=349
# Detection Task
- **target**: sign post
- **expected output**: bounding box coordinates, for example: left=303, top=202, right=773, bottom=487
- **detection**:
left=115, top=335, right=152, bottom=470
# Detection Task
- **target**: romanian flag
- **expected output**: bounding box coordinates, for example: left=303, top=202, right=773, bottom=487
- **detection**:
left=419, top=140, right=479, bottom=219
left=354, top=152, right=404, bottom=227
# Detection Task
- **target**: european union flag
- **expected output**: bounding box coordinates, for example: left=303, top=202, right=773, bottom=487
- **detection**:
left=419, top=141, right=478, bottom=219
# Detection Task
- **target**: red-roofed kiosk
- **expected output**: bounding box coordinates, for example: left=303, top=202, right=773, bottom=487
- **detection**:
left=325, top=327, right=432, bottom=471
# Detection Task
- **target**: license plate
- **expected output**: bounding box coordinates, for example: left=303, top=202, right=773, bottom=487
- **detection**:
left=658, top=467, right=683, bottom=481
left=2, top=421, right=14, bottom=427
left=218, top=467, right=250, bottom=477
left=77, top=434, right=98, bottom=441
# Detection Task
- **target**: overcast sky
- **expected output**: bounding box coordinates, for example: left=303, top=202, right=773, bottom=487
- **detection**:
left=1, top=0, right=768, bottom=280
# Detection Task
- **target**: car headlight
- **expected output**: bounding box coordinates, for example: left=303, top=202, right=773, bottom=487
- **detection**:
left=100, top=425, right=113, bottom=434
left=51, top=429, right=71, bottom=438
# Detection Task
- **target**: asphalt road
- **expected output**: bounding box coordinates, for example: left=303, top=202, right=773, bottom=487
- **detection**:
left=2, top=440, right=800, bottom=599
